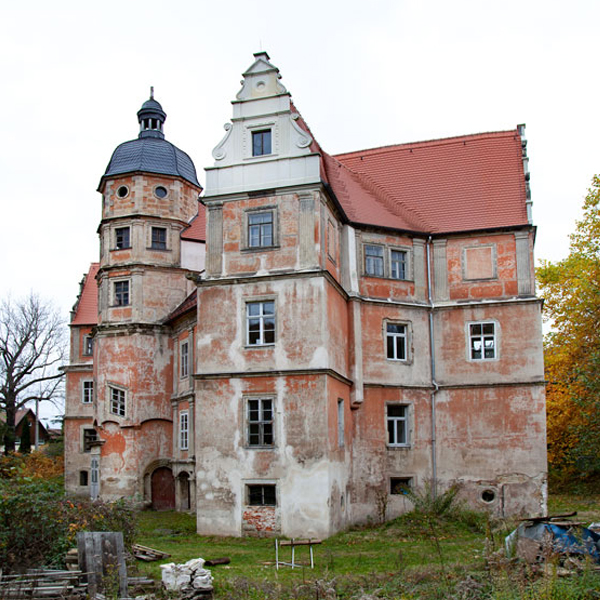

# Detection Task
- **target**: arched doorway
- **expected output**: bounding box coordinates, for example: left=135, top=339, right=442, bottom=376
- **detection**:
left=151, top=466, right=175, bottom=510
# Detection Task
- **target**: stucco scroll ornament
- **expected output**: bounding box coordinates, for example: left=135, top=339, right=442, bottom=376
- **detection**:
left=212, top=123, right=233, bottom=161
left=290, top=114, right=312, bottom=148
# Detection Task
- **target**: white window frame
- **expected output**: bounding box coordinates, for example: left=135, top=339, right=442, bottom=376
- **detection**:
left=387, top=404, right=409, bottom=447
left=390, top=248, right=408, bottom=280
left=82, top=380, right=94, bottom=404
left=179, top=410, right=189, bottom=451
left=468, top=321, right=497, bottom=361
left=247, top=397, right=274, bottom=447
left=246, top=300, right=276, bottom=346
left=180, top=340, right=189, bottom=378
left=385, top=321, right=408, bottom=361
left=109, top=385, right=126, bottom=417
left=243, top=207, right=278, bottom=250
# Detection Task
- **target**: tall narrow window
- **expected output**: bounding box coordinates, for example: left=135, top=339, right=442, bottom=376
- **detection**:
left=469, top=322, right=496, bottom=360
left=247, top=398, right=273, bottom=447
left=248, top=212, right=274, bottom=248
left=110, top=386, right=126, bottom=417
left=115, top=227, right=131, bottom=250
left=82, top=381, right=94, bottom=404
left=179, top=411, right=189, bottom=451
left=252, top=130, right=272, bottom=156
left=387, top=405, right=408, bottom=446
left=151, top=227, right=167, bottom=250
left=337, top=399, right=344, bottom=448
left=114, top=281, right=130, bottom=306
left=83, top=335, right=94, bottom=356
left=386, top=323, right=407, bottom=361
left=246, top=301, right=275, bottom=346
left=180, top=341, right=189, bottom=378
left=364, top=244, right=384, bottom=277
left=390, top=249, right=407, bottom=280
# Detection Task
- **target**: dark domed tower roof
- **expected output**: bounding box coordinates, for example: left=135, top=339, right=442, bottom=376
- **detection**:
left=99, top=91, right=200, bottom=189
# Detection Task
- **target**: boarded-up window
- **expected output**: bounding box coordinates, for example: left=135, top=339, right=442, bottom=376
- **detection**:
left=464, top=246, right=496, bottom=280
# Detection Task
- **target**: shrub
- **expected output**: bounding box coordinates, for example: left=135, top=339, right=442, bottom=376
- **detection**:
left=0, top=477, right=137, bottom=572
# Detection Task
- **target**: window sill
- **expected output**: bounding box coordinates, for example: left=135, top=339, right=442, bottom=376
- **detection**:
left=363, top=274, right=413, bottom=282
left=111, top=247, right=132, bottom=252
left=241, top=245, right=280, bottom=254
left=246, top=445, right=275, bottom=450
left=147, top=247, right=170, bottom=252
left=387, top=445, right=411, bottom=451
left=245, top=343, right=275, bottom=349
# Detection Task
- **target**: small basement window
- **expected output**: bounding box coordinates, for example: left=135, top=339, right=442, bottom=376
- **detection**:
left=247, top=484, right=276, bottom=506
left=79, top=471, right=89, bottom=486
left=481, top=489, right=496, bottom=503
left=390, top=477, right=412, bottom=495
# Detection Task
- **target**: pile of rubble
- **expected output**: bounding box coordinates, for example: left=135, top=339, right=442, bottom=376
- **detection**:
left=160, top=558, right=213, bottom=598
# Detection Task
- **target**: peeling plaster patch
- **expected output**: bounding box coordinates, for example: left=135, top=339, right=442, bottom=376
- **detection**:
left=309, top=346, right=328, bottom=369
left=256, top=256, right=268, bottom=276
left=197, top=334, right=213, bottom=349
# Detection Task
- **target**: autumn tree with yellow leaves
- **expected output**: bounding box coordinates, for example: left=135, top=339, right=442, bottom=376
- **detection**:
left=538, top=175, right=600, bottom=486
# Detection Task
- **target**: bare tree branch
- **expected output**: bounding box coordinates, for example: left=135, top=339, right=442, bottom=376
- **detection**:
left=0, top=293, right=66, bottom=453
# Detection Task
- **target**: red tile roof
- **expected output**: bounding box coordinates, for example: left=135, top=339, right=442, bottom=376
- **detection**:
left=333, top=131, right=529, bottom=234
left=164, top=289, right=197, bottom=324
left=181, top=203, right=206, bottom=242
left=71, top=263, right=99, bottom=326
left=291, top=103, right=528, bottom=234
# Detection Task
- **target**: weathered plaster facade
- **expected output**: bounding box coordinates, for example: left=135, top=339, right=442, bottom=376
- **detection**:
left=64, top=53, right=547, bottom=536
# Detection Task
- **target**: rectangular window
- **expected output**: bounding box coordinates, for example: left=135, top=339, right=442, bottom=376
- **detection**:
left=83, top=428, right=98, bottom=453
left=390, top=477, right=412, bottom=495
left=387, top=405, right=408, bottom=446
left=390, top=249, right=407, bottom=280
left=364, top=244, right=384, bottom=277
left=115, top=227, right=131, bottom=250
left=110, top=386, right=126, bottom=417
left=151, top=227, right=167, bottom=250
left=179, top=411, right=189, bottom=451
left=252, top=130, right=272, bottom=156
left=247, top=484, right=276, bottom=506
left=246, top=301, right=275, bottom=346
left=247, top=398, right=273, bottom=447
left=337, top=399, right=344, bottom=448
left=386, top=323, right=407, bottom=361
left=82, top=381, right=94, bottom=404
left=469, top=322, right=496, bottom=360
left=114, top=281, right=130, bottom=306
left=83, top=335, right=94, bottom=356
left=79, top=471, right=89, bottom=486
left=180, top=341, right=189, bottom=378
left=248, top=211, right=274, bottom=248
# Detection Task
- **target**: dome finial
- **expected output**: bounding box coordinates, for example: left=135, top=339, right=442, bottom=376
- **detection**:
left=137, top=93, right=166, bottom=140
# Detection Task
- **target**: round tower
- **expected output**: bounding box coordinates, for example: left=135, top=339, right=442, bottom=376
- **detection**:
left=93, top=93, right=201, bottom=502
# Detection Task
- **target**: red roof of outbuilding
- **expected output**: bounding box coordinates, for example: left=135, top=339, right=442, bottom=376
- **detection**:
left=333, top=130, right=529, bottom=234
left=71, top=263, right=99, bottom=326
left=164, top=289, right=197, bottom=324
left=181, top=203, right=206, bottom=242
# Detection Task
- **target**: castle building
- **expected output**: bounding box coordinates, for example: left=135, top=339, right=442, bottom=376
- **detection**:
left=64, top=53, right=547, bottom=537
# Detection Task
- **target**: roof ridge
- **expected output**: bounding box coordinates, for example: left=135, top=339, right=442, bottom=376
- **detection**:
left=334, top=128, right=518, bottom=159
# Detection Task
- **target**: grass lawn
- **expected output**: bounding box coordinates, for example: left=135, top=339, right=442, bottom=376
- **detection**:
left=131, top=494, right=600, bottom=598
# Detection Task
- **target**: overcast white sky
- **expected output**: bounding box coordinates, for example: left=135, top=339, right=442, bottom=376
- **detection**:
left=1, top=0, right=598, bottom=420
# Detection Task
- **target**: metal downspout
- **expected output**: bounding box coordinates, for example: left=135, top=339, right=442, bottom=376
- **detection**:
left=426, top=237, right=439, bottom=498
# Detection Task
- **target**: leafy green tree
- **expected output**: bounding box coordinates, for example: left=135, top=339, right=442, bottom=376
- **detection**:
left=538, top=175, right=600, bottom=483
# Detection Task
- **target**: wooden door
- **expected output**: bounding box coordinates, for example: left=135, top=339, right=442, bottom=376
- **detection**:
left=151, top=466, right=175, bottom=510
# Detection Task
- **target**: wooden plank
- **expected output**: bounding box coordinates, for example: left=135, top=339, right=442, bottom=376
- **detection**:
left=278, top=539, right=322, bottom=546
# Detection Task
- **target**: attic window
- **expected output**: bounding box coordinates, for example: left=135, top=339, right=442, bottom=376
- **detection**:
left=252, top=130, right=272, bottom=156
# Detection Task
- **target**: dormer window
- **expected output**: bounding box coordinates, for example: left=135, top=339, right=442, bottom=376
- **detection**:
left=252, top=130, right=272, bottom=156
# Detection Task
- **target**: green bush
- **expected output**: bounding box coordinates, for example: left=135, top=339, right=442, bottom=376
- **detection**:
left=0, top=477, right=137, bottom=572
